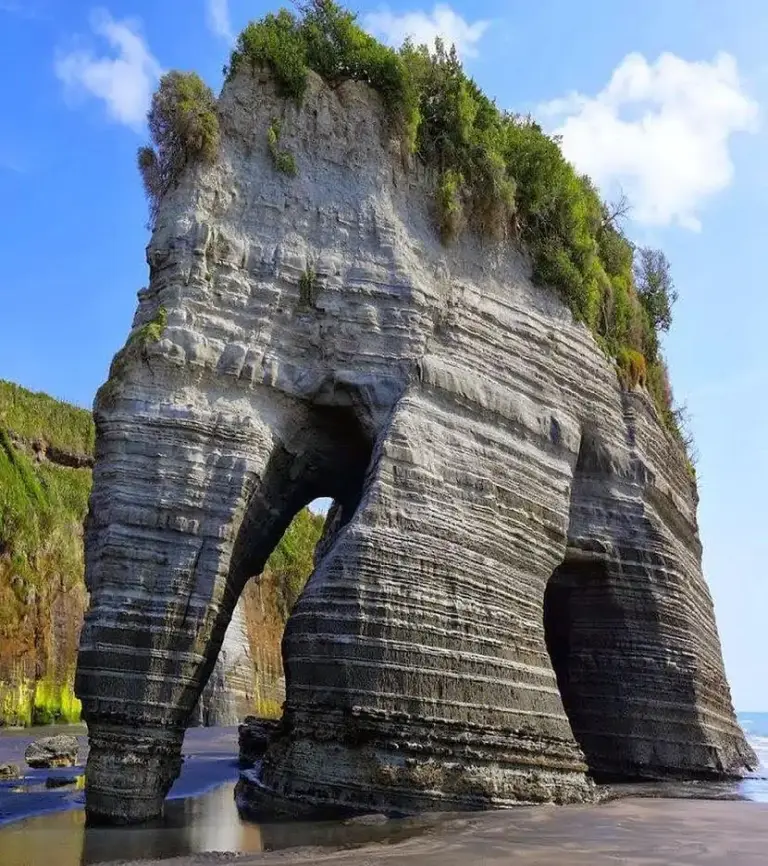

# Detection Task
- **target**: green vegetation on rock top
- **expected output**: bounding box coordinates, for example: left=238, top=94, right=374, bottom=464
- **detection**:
left=138, top=0, right=688, bottom=456
left=138, top=71, right=220, bottom=227
left=0, top=380, right=94, bottom=456
left=224, top=1, right=686, bottom=449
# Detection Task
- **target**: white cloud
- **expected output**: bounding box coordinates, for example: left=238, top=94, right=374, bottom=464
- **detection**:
left=206, top=0, right=233, bottom=42
left=363, top=4, right=489, bottom=59
left=539, top=52, right=759, bottom=231
left=54, top=9, right=162, bottom=131
left=0, top=1, right=45, bottom=18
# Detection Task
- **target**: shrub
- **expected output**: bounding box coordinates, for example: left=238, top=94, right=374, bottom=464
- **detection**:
left=616, top=347, right=647, bottom=389
left=267, top=119, right=298, bottom=176
left=128, top=306, right=168, bottom=350
left=436, top=169, right=465, bottom=242
left=634, top=246, right=678, bottom=333
left=228, top=10, right=308, bottom=99
left=138, top=72, right=220, bottom=226
left=227, top=2, right=419, bottom=145
left=299, top=267, right=318, bottom=307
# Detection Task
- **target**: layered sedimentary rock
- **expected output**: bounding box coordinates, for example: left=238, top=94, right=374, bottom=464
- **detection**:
left=0, top=381, right=261, bottom=728
left=77, top=68, right=754, bottom=824
left=190, top=596, right=254, bottom=727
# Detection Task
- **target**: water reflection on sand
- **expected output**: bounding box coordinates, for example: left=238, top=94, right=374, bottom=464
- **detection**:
left=0, top=782, right=441, bottom=866
left=2, top=785, right=253, bottom=865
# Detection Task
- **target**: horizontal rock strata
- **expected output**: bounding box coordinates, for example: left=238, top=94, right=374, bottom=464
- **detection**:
left=77, top=69, right=754, bottom=823
left=190, top=596, right=255, bottom=727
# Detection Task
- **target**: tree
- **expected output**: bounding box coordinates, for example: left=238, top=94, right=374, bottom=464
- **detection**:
left=633, top=246, right=678, bottom=333
left=602, top=189, right=631, bottom=229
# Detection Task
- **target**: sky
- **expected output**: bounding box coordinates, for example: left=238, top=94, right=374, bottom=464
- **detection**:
left=0, top=0, right=766, bottom=710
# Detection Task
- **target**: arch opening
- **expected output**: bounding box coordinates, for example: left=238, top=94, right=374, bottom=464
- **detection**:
left=544, top=555, right=628, bottom=782
left=193, top=402, right=375, bottom=729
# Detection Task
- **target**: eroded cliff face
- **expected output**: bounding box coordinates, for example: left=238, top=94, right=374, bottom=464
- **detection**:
left=77, top=68, right=754, bottom=823
left=0, top=383, right=92, bottom=726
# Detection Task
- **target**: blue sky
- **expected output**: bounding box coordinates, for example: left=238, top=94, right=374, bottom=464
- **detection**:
left=1, top=0, right=766, bottom=710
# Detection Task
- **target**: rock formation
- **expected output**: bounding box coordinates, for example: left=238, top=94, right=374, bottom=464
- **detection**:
left=191, top=594, right=255, bottom=726
left=76, top=66, right=755, bottom=824
left=24, top=734, right=80, bottom=769
left=0, top=380, right=312, bottom=729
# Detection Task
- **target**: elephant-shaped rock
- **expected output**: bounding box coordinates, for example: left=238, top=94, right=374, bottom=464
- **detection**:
left=76, top=69, right=754, bottom=824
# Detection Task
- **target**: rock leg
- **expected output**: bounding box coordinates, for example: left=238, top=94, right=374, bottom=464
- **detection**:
left=76, top=397, right=306, bottom=822
left=258, top=384, right=594, bottom=812
left=546, top=415, right=755, bottom=780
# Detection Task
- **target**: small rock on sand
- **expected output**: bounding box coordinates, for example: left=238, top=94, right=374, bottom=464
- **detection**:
left=0, top=763, right=20, bottom=779
left=45, top=775, right=80, bottom=789
left=24, top=735, right=79, bottom=769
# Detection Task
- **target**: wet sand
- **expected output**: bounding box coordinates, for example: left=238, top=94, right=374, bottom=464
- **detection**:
left=117, top=798, right=768, bottom=866
left=3, top=726, right=767, bottom=866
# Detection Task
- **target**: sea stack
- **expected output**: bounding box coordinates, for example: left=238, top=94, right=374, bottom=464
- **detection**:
left=75, top=57, right=754, bottom=824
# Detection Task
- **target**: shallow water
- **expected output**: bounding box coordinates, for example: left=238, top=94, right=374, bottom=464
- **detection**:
left=0, top=716, right=766, bottom=865
left=0, top=725, right=444, bottom=864
left=0, top=783, right=446, bottom=865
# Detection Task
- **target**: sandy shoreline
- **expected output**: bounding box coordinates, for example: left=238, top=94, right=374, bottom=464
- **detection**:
left=115, top=798, right=768, bottom=866
left=3, top=726, right=766, bottom=865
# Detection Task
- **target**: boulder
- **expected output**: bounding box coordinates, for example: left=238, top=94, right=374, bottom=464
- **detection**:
left=0, top=763, right=20, bottom=779
left=25, top=735, right=79, bottom=769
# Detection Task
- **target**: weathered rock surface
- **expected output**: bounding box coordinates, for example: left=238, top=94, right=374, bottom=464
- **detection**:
left=0, top=763, right=20, bottom=779
left=76, top=68, right=755, bottom=824
left=190, top=596, right=255, bottom=727
left=25, top=735, right=79, bottom=769
left=239, top=716, right=281, bottom=767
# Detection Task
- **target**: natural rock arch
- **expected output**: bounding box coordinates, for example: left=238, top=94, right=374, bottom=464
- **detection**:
left=76, top=69, right=753, bottom=824
left=542, top=427, right=746, bottom=783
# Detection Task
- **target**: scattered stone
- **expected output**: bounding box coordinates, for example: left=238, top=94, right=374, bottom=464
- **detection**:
left=45, top=775, right=80, bottom=789
left=345, top=813, right=390, bottom=826
left=0, top=763, right=20, bottom=779
left=238, top=716, right=280, bottom=767
left=24, top=735, right=79, bottom=769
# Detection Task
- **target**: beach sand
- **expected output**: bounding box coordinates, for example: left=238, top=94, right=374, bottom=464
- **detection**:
left=3, top=726, right=766, bottom=866
left=110, top=798, right=768, bottom=866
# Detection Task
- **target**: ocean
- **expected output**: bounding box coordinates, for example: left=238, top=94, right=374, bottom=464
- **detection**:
left=737, top=712, right=768, bottom=801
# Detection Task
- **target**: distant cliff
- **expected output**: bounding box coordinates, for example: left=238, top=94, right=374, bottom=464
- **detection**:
left=0, top=379, right=320, bottom=726
left=0, top=380, right=92, bottom=725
